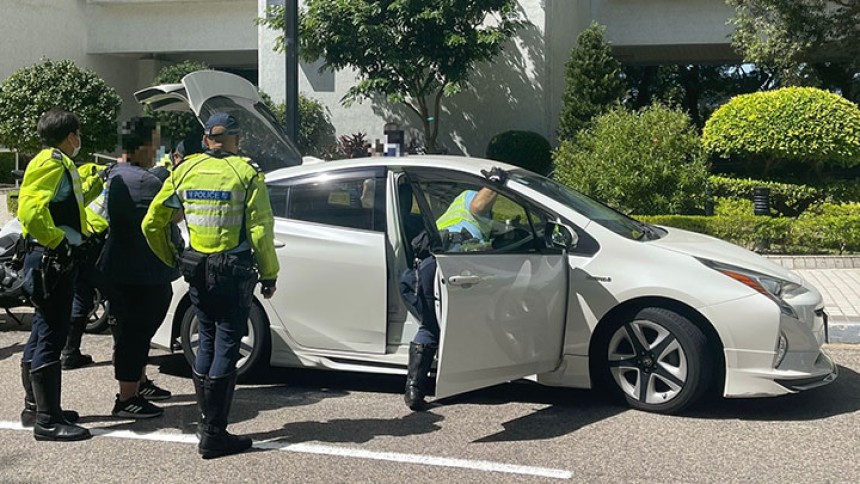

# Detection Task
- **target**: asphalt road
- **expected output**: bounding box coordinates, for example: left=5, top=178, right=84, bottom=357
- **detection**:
left=1, top=320, right=859, bottom=483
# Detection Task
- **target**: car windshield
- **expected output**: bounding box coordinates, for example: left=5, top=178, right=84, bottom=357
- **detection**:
left=198, top=95, right=302, bottom=172
left=509, top=170, right=664, bottom=241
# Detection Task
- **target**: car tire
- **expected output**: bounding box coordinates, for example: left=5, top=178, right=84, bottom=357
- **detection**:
left=179, top=302, right=271, bottom=382
left=594, top=307, right=713, bottom=414
left=84, top=288, right=111, bottom=334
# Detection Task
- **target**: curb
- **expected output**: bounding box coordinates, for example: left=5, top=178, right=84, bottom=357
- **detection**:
left=765, top=255, right=860, bottom=270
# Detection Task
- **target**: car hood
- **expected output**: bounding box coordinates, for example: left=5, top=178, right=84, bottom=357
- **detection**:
left=649, top=226, right=803, bottom=284
left=134, top=70, right=301, bottom=172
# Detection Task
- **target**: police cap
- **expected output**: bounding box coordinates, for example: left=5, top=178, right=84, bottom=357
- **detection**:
left=204, top=113, right=240, bottom=137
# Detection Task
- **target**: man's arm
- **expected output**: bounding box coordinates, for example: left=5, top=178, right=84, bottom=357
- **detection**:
left=142, top=174, right=180, bottom=267
left=469, top=188, right=497, bottom=217
left=18, top=156, right=66, bottom=248
left=77, top=163, right=105, bottom=205
left=245, top=172, right=279, bottom=282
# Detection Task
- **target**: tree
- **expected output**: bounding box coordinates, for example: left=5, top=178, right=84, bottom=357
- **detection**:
left=557, top=23, right=625, bottom=142
left=554, top=104, right=709, bottom=215
left=485, top=130, right=552, bottom=174
left=263, top=92, right=336, bottom=157
left=702, top=87, right=860, bottom=180
left=0, top=59, right=121, bottom=159
left=727, top=0, right=860, bottom=100
left=259, top=0, right=524, bottom=154
left=146, top=60, right=211, bottom=143
left=623, top=63, right=772, bottom=130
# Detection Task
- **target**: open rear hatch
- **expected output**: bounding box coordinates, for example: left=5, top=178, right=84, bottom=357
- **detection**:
left=135, top=70, right=302, bottom=172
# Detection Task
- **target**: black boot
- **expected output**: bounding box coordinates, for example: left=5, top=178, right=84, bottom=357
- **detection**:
left=404, top=342, right=436, bottom=411
left=61, top=317, right=93, bottom=370
left=30, top=362, right=91, bottom=441
left=20, top=361, right=79, bottom=427
left=198, top=372, right=252, bottom=459
left=192, top=371, right=205, bottom=440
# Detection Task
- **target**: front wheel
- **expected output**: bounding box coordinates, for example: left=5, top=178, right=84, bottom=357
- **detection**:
left=594, top=307, right=713, bottom=414
left=179, top=303, right=271, bottom=382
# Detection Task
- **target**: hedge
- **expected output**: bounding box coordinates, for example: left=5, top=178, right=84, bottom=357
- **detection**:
left=639, top=210, right=860, bottom=254
left=708, top=175, right=823, bottom=217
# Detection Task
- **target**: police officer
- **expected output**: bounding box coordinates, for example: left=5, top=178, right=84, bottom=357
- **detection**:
left=103, top=117, right=180, bottom=419
left=143, top=112, right=279, bottom=459
left=17, top=110, right=92, bottom=441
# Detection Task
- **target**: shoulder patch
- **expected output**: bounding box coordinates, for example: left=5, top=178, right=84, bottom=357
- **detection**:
left=51, top=149, right=64, bottom=160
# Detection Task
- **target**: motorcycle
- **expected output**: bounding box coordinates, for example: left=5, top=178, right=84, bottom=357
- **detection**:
left=0, top=217, right=112, bottom=333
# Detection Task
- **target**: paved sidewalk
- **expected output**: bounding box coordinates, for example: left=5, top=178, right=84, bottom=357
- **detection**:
left=794, top=268, right=860, bottom=343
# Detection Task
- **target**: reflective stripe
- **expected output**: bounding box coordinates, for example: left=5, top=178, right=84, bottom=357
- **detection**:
left=183, top=201, right=244, bottom=213
left=185, top=213, right=244, bottom=227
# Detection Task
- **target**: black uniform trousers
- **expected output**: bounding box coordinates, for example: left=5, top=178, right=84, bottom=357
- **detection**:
left=189, top=252, right=256, bottom=379
left=22, top=250, right=76, bottom=369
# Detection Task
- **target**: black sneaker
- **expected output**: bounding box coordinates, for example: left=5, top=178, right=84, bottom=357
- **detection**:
left=138, top=379, right=172, bottom=401
left=112, top=395, right=164, bottom=419
left=61, top=351, right=94, bottom=370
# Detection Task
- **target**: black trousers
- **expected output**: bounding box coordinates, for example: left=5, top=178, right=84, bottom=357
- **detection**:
left=22, top=250, right=76, bottom=369
left=111, top=283, right=172, bottom=382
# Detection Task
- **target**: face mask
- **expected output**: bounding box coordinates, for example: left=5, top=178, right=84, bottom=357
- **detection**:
left=71, top=134, right=81, bottom=158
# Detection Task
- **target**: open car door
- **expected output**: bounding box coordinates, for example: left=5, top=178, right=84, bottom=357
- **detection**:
left=134, top=70, right=301, bottom=171
left=433, top=254, right=568, bottom=398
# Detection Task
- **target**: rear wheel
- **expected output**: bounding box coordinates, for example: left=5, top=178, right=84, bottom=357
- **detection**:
left=179, top=303, right=271, bottom=382
left=595, top=307, right=712, bottom=414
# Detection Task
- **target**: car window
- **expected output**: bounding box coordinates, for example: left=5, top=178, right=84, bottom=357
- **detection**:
left=287, top=176, right=385, bottom=232
left=509, top=169, right=664, bottom=241
left=414, top=179, right=546, bottom=254
left=268, top=186, right=288, bottom=218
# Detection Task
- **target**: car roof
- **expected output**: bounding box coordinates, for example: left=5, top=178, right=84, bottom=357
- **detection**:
left=266, top=155, right=520, bottom=182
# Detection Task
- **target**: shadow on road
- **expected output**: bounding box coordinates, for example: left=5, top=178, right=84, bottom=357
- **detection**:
left=0, top=342, right=24, bottom=363
left=688, top=364, right=860, bottom=421
left=247, top=411, right=444, bottom=445
left=105, top=354, right=859, bottom=445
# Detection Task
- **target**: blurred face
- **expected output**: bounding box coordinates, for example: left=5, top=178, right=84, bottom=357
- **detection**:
left=131, top=129, right=160, bottom=167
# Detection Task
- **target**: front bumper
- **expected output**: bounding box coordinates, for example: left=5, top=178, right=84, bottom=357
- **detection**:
left=705, top=287, right=838, bottom=398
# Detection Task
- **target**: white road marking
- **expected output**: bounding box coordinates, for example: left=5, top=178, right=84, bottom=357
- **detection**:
left=0, top=421, right=572, bottom=480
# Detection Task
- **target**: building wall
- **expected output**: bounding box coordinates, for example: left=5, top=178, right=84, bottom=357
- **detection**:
left=0, top=0, right=257, bottom=137
left=1, top=0, right=736, bottom=157
left=259, top=0, right=736, bottom=156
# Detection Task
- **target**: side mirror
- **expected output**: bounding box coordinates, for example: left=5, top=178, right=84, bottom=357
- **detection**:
left=545, top=221, right=578, bottom=250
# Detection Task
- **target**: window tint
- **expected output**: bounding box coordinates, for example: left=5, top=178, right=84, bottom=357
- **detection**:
left=268, top=186, right=288, bottom=218
left=287, top=176, right=384, bottom=232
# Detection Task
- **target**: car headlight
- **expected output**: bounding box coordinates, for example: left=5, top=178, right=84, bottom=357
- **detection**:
left=698, top=258, right=806, bottom=319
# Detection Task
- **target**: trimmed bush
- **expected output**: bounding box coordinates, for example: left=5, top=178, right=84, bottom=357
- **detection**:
left=554, top=103, right=709, bottom=215
left=639, top=202, right=860, bottom=255
left=0, top=59, right=121, bottom=159
left=708, top=175, right=823, bottom=217
left=485, top=130, right=552, bottom=174
left=703, top=87, right=860, bottom=179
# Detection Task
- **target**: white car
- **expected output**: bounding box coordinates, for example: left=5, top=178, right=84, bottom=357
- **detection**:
left=141, top=72, right=836, bottom=414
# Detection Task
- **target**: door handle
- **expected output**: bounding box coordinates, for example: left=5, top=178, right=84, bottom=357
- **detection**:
left=274, top=239, right=286, bottom=248
left=448, top=275, right=481, bottom=286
